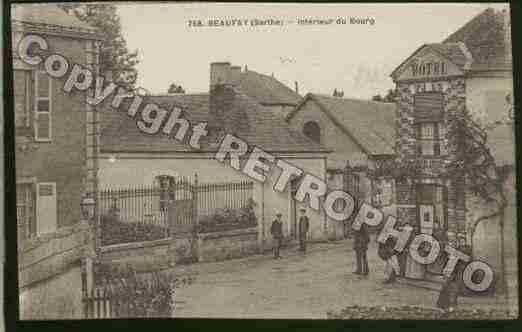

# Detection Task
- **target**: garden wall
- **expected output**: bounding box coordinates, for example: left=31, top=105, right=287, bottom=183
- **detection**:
left=98, top=226, right=260, bottom=270
left=18, top=221, right=93, bottom=319
left=198, top=227, right=259, bottom=263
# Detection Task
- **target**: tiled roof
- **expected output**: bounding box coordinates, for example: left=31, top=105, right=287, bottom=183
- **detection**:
left=11, top=4, right=96, bottom=31
left=443, top=8, right=511, bottom=70
left=486, top=124, right=515, bottom=167
left=100, top=92, right=328, bottom=153
left=288, top=94, right=396, bottom=155
left=237, top=70, right=302, bottom=106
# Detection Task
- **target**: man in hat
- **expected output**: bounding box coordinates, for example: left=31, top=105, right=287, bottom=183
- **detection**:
left=270, top=212, right=284, bottom=259
left=298, top=208, right=310, bottom=253
left=353, top=223, right=370, bottom=275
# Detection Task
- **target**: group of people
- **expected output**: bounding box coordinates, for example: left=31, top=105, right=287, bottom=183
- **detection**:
left=270, top=208, right=309, bottom=259
left=269, top=210, right=468, bottom=313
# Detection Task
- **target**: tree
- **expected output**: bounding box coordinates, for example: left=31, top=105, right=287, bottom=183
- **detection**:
left=59, top=4, right=139, bottom=91
left=371, top=94, right=383, bottom=102
left=372, top=88, right=398, bottom=103
left=444, top=104, right=510, bottom=295
left=168, top=83, right=185, bottom=94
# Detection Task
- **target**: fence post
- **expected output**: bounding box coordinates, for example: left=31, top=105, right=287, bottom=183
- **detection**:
left=193, top=173, right=198, bottom=229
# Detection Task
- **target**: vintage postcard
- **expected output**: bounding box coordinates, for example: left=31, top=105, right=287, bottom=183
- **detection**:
left=9, top=2, right=517, bottom=320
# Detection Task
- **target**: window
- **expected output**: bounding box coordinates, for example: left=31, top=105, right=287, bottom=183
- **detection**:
left=417, top=122, right=446, bottom=156
left=14, top=70, right=33, bottom=129
left=303, top=121, right=320, bottom=144
left=414, top=92, right=445, bottom=156
left=17, top=183, right=36, bottom=239
left=34, top=71, right=52, bottom=141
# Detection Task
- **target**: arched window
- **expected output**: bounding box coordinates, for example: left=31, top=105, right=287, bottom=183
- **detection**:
left=303, top=121, right=321, bottom=144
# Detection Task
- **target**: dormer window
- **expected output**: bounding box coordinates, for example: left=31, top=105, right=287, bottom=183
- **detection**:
left=303, top=121, right=321, bottom=144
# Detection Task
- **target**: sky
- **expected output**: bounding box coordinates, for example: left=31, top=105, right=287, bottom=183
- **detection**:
left=117, top=2, right=509, bottom=99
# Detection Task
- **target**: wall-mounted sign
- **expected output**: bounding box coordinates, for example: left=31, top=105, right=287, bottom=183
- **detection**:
left=393, top=46, right=464, bottom=82
left=411, top=59, right=447, bottom=77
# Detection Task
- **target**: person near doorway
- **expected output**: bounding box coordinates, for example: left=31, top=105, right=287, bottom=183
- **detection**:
left=271, top=212, right=284, bottom=259
left=353, top=223, right=370, bottom=275
left=298, top=208, right=310, bottom=253
left=378, top=236, right=397, bottom=283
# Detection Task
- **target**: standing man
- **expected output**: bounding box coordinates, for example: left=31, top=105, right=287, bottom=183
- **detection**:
left=353, top=223, right=370, bottom=275
left=298, top=208, right=310, bottom=253
left=271, top=212, right=284, bottom=259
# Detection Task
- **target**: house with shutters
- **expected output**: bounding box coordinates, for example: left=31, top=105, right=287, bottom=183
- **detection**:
left=285, top=94, right=397, bottom=239
left=99, top=62, right=331, bottom=251
left=13, top=5, right=102, bottom=243
left=12, top=4, right=103, bottom=319
left=390, top=8, right=515, bottom=286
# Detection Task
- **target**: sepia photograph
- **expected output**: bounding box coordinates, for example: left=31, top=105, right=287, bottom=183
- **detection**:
left=6, top=1, right=518, bottom=321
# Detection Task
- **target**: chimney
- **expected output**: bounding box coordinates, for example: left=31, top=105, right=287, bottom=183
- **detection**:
left=208, top=62, right=248, bottom=140
left=210, top=62, right=231, bottom=92
left=229, top=65, right=242, bottom=86
left=294, top=81, right=299, bottom=94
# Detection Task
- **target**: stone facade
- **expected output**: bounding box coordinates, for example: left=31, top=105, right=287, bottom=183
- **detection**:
left=394, top=76, right=467, bottom=242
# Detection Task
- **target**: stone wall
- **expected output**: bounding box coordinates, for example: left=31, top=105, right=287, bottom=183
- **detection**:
left=18, top=221, right=93, bottom=320
left=18, top=221, right=93, bottom=288
left=99, top=237, right=178, bottom=272
left=198, top=227, right=258, bottom=263
left=98, top=227, right=259, bottom=269
left=19, top=264, right=84, bottom=320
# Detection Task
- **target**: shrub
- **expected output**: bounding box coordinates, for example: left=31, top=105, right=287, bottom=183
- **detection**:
left=94, top=264, right=194, bottom=318
left=197, top=198, right=257, bottom=233
left=100, top=214, right=168, bottom=246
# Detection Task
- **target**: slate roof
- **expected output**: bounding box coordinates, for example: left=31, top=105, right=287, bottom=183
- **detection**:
left=443, top=8, right=510, bottom=70
left=100, top=92, right=328, bottom=153
left=391, top=8, right=511, bottom=78
left=237, top=69, right=302, bottom=106
left=287, top=94, right=396, bottom=155
left=11, top=4, right=97, bottom=32
left=427, top=42, right=469, bottom=69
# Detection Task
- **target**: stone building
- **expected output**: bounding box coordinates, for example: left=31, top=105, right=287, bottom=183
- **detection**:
left=286, top=94, right=397, bottom=239
left=13, top=4, right=103, bottom=242
left=12, top=4, right=102, bottom=319
left=99, top=62, right=330, bottom=251
left=390, top=8, right=514, bottom=284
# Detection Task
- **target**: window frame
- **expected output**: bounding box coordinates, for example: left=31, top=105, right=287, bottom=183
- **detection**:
left=34, top=70, right=52, bottom=142
left=417, top=122, right=446, bottom=157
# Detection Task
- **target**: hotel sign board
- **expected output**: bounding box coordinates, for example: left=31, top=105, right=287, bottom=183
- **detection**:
left=394, top=48, right=463, bottom=82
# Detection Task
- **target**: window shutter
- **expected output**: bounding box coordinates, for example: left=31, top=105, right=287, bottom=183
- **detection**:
left=36, top=182, right=57, bottom=235
left=34, top=71, right=52, bottom=141
left=14, top=70, right=28, bottom=128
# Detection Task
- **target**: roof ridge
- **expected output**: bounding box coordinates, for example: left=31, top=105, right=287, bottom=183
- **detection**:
left=312, top=93, right=396, bottom=106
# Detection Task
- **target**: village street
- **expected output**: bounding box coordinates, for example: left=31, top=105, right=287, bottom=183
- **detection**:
left=172, top=237, right=517, bottom=319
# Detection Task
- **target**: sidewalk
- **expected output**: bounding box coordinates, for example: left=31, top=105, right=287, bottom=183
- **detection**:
left=171, top=238, right=516, bottom=319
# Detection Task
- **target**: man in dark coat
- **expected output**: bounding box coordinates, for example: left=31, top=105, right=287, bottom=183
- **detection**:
left=353, top=223, right=370, bottom=275
left=378, top=236, right=397, bottom=283
left=271, top=212, right=284, bottom=259
left=298, top=208, right=310, bottom=253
